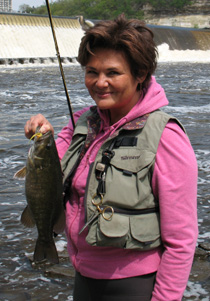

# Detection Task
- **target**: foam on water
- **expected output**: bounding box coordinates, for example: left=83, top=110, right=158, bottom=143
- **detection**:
left=158, top=43, right=210, bottom=63
left=0, top=136, right=10, bottom=141
left=184, top=281, right=210, bottom=300
left=196, top=150, right=210, bottom=184
left=0, top=59, right=80, bottom=69
left=55, top=239, right=67, bottom=252
left=165, top=103, right=210, bottom=113
left=0, top=43, right=210, bottom=69
left=0, top=21, right=84, bottom=59
left=198, top=232, right=210, bottom=240
left=0, top=155, right=25, bottom=170
left=54, top=294, right=73, bottom=300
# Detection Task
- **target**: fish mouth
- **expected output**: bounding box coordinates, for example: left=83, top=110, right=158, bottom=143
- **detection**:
left=33, top=126, right=52, bottom=141
left=33, top=130, right=52, bottom=143
left=38, top=130, right=52, bottom=140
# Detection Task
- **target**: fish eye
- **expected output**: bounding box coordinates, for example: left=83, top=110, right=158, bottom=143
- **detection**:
left=46, top=144, right=51, bottom=150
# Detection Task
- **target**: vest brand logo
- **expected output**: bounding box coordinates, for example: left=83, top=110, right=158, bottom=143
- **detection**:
left=121, top=155, right=140, bottom=160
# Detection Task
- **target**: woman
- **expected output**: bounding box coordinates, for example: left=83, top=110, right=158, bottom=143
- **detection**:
left=25, top=14, right=198, bottom=301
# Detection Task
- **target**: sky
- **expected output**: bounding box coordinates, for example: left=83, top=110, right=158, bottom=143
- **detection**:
left=13, top=0, right=46, bottom=11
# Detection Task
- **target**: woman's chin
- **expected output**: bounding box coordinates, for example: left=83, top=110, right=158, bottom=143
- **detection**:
left=95, top=99, right=113, bottom=110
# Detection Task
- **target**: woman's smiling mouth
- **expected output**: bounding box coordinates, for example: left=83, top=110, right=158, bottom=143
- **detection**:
left=95, top=91, right=112, bottom=98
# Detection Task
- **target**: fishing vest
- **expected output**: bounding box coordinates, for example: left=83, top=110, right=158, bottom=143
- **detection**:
left=61, top=107, right=185, bottom=251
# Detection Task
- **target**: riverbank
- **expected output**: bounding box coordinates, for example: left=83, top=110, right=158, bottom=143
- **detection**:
left=145, top=14, right=210, bottom=29
left=143, top=0, right=210, bottom=29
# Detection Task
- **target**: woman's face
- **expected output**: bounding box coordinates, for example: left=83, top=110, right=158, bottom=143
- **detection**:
left=85, top=48, right=143, bottom=124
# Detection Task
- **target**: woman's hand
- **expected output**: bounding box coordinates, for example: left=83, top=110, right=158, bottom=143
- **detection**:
left=24, top=114, right=54, bottom=139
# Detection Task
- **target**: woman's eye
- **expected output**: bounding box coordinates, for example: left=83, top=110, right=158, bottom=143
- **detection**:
left=109, top=71, right=119, bottom=76
left=86, top=70, right=97, bottom=75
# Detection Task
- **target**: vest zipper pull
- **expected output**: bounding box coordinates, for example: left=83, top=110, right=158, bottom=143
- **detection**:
left=97, top=172, right=106, bottom=195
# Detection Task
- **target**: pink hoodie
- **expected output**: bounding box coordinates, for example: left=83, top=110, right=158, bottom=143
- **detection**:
left=56, top=77, right=198, bottom=300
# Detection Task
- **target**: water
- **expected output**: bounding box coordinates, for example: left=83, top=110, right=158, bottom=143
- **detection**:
left=0, top=14, right=84, bottom=61
left=0, top=62, right=210, bottom=300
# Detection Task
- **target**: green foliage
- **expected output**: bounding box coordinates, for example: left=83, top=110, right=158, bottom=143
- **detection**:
left=32, top=5, right=48, bottom=15
left=77, top=0, right=144, bottom=20
left=19, top=4, right=31, bottom=13
left=24, top=0, right=144, bottom=19
left=148, top=0, right=192, bottom=10
left=21, top=0, right=192, bottom=19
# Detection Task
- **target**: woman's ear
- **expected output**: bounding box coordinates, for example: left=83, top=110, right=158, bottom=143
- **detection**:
left=137, top=73, right=147, bottom=84
left=136, top=73, right=147, bottom=90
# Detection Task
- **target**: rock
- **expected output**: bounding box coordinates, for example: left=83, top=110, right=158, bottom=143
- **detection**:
left=143, top=0, right=210, bottom=28
left=198, top=243, right=210, bottom=252
left=194, top=244, right=210, bottom=260
left=45, top=265, right=75, bottom=278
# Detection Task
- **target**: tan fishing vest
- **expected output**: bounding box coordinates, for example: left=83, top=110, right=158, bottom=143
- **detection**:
left=61, top=108, right=185, bottom=251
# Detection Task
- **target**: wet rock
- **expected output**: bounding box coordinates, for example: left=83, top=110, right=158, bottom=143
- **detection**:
left=45, top=265, right=75, bottom=278
left=194, top=243, right=210, bottom=260
left=195, top=247, right=208, bottom=259
left=198, top=243, right=210, bottom=251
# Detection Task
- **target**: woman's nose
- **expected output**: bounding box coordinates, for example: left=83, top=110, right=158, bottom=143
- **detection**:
left=95, top=73, right=109, bottom=88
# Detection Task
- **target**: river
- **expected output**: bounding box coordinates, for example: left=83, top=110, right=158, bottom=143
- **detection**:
left=0, top=61, right=209, bottom=300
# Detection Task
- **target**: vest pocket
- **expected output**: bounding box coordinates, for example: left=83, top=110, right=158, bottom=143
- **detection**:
left=127, top=212, right=161, bottom=250
left=103, top=150, right=156, bottom=208
left=86, top=211, right=161, bottom=250
left=96, top=214, right=129, bottom=248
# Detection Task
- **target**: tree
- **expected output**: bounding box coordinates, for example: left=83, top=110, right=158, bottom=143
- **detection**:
left=19, top=4, right=33, bottom=13
left=148, top=0, right=192, bottom=10
left=24, top=0, right=193, bottom=19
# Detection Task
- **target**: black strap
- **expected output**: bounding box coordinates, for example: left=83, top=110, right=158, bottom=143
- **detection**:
left=96, top=148, right=115, bottom=195
left=114, top=137, right=138, bottom=148
left=113, top=206, right=159, bottom=215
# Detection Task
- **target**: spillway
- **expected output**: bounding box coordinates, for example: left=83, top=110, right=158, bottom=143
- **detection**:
left=0, top=12, right=210, bottom=66
left=150, top=25, right=210, bottom=51
left=0, top=13, right=84, bottom=65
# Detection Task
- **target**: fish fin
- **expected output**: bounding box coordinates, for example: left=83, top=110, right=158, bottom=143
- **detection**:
left=53, top=209, right=66, bottom=235
left=21, top=206, right=36, bottom=228
left=34, top=238, right=59, bottom=264
left=14, top=167, right=27, bottom=179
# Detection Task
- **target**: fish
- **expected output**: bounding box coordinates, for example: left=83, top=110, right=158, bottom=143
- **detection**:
left=14, top=127, right=65, bottom=264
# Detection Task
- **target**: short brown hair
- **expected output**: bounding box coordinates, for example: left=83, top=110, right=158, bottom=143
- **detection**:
left=77, top=14, right=158, bottom=88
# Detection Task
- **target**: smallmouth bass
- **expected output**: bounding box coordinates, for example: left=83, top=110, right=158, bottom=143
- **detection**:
left=15, top=127, right=65, bottom=264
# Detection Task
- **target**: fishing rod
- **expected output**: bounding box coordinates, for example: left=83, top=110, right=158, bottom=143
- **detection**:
left=45, top=0, right=75, bottom=129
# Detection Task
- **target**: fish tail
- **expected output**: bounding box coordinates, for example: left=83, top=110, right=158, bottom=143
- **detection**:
left=34, top=238, right=59, bottom=264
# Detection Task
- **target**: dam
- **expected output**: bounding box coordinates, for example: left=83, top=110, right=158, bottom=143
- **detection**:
left=1, top=12, right=210, bottom=66
left=0, top=13, right=84, bottom=65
